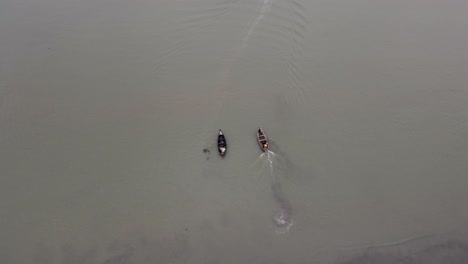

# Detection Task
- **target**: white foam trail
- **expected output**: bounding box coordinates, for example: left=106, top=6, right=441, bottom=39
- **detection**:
left=266, top=151, right=274, bottom=176
left=242, top=0, right=272, bottom=48
left=274, top=220, right=293, bottom=235
left=263, top=150, right=294, bottom=234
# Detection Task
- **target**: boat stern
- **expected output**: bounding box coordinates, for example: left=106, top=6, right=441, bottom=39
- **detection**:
left=219, top=146, right=226, bottom=156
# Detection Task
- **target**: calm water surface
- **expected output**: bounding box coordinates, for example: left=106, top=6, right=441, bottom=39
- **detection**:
left=1, top=0, right=468, bottom=263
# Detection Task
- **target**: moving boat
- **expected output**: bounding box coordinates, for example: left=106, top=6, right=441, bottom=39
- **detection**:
left=218, top=129, right=227, bottom=157
left=257, top=127, right=268, bottom=152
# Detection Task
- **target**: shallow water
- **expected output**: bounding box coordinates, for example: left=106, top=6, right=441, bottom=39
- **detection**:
left=2, top=0, right=468, bottom=263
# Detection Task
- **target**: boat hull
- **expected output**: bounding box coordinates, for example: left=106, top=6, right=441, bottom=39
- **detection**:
left=218, top=129, right=227, bottom=157
left=257, top=127, right=268, bottom=152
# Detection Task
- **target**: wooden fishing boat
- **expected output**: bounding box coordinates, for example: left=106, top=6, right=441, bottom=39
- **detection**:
left=257, top=127, right=268, bottom=152
left=218, top=129, right=227, bottom=157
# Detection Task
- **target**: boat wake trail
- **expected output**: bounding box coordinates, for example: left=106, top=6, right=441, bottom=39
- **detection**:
left=260, top=151, right=293, bottom=233
left=272, top=178, right=293, bottom=233
left=202, top=0, right=273, bottom=146
left=266, top=150, right=274, bottom=175
left=242, top=0, right=272, bottom=48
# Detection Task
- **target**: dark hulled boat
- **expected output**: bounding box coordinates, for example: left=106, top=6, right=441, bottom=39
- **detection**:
left=218, top=129, right=227, bottom=157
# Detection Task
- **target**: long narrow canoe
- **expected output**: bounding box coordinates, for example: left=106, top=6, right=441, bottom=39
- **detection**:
left=257, top=127, right=268, bottom=152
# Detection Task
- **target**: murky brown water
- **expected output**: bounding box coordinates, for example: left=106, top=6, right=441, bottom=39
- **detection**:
left=2, top=0, right=468, bottom=263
